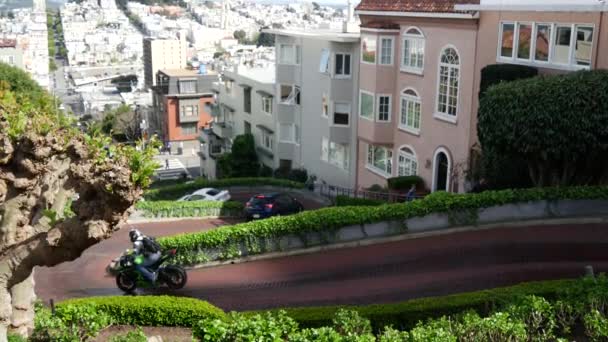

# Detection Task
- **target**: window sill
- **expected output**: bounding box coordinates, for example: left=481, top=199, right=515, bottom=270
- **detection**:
left=400, top=67, right=424, bottom=76
left=398, top=126, right=420, bottom=136
left=433, top=112, right=457, bottom=125
left=333, top=75, right=352, bottom=80
left=495, top=57, right=590, bottom=72
left=359, top=115, right=374, bottom=122
left=365, top=165, right=391, bottom=179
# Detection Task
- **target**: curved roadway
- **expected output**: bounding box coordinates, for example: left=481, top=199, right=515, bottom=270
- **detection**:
left=35, top=219, right=608, bottom=311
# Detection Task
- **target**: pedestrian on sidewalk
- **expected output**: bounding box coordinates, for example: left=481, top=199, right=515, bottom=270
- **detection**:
left=167, top=142, right=171, bottom=155
left=406, top=184, right=416, bottom=202
left=165, top=159, right=169, bottom=170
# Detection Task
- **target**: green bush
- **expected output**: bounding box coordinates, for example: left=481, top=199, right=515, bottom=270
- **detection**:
left=159, top=186, right=608, bottom=265
left=194, top=310, right=299, bottom=341
left=584, top=310, right=608, bottom=341
left=109, top=327, right=148, bottom=342
left=263, top=279, right=572, bottom=332
left=335, top=196, right=387, bottom=207
left=386, top=176, right=424, bottom=191
left=58, top=296, right=225, bottom=327
left=31, top=302, right=112, bottom=342
left=135, top=200, right=244, bottom=218
left=478, top=70, right=608, bottom=187
left=7, top=333, right=27, bottom=342
left=144, top=177, right=305, bottom=201
left=478, top=63, right=538, bottom=98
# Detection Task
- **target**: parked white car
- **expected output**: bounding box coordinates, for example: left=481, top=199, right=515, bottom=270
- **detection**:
left=177, top=188, right=231, bottom=202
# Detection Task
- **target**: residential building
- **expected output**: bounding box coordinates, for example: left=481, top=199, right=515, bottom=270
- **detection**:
left=143, top=33, right=188, bottom=87
left=354, top=0, right=479, bottom=193
left=199, top=60, right=276, bottom=179
left=458, top=0, right=608, bottom=169
left=266, top=28, right=360, bottom=188
left=0, top=39, right=23, bottom=68
left=152, top=69, right=216, bottom=151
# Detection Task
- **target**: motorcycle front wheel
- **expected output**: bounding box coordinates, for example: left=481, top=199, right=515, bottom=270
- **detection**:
left=161, top=266, right=187, bottom=290
left=116, top=272, right=137, bottom=293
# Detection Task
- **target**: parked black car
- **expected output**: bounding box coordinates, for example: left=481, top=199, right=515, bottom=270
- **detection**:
left=244, top=193, right=304, bottom=220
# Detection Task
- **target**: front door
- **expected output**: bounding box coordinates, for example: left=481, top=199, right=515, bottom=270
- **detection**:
left=435, top=152, right=449, bottom=192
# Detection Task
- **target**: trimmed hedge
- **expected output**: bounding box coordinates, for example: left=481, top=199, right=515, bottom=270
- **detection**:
left=144, top=177, right=305, bottom=201
left=478, top=63, right=538, bottom=98
left=387, top=176, right=424, bottom=191
left=58, top=296, right=225, bottom=327
left=135, top=200, right=244, bottom=218
left=158, top=186, right=608, bottom=259
left=258, top=279, right=573, bottom=332
left=335, top=196, right=387, bottom=207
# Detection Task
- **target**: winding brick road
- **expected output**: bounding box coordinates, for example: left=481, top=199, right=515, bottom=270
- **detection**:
left=35, top=219, right=608, bottom=311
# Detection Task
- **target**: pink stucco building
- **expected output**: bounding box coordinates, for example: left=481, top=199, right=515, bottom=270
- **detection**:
left=354, top=0, right=608, bottom=193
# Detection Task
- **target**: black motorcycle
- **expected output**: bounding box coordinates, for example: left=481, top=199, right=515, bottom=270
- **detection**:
left=114, top=249, right=188, bottom=293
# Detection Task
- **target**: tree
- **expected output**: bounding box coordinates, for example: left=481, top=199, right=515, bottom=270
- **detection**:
left=0, top=64, right=158, bottom=339
left=256, top=30, right=275, bottom=47
left=217, top=134, right=259, bottom=178
left=478, top=70, right=608, bottom=187
left=233, top=29, right=247, bottom=43
left=312, top=2, right=320, bottom=10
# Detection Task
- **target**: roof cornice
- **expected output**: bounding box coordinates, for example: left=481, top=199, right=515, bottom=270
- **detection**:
left=355, top=10, right=479, bottom=19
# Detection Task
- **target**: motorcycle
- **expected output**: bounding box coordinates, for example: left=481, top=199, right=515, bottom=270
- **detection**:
left=113, top=248, right=188, bottom=293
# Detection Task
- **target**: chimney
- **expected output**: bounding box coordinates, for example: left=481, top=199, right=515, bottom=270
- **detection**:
left=342, top=0, right=357, bottom=33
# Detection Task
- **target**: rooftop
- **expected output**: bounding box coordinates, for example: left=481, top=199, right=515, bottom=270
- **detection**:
left=263, top=28, right=360, bottom=42
left=225, top=62, right=276, bottom=84
left=160, top=69, right=217, bottom=77
left=356, top=0, right=479, bottom=15
left=455, top=0, right=608, bottom=11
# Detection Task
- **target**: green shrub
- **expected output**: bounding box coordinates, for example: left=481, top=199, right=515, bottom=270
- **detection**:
left=58, top=296, right=225, bottom=327
left=333, top=309, right=373, bottom=336
left=193, top=310, right=298, bottom=341
left=159, top=186, right=608, bottom=265
left=478, top=70, right=608, bottom=187
left=386, top=176, right=424, bottom=191
left=335, top=196, right=387, bottom=207
left=7, top=333, right=27, bottom=342
left=31, top=302, right=112, bottom=342
left=584, top=310, right=608, bottom=341
left=507, top=295, right=556, bottom=341
left=255, top=279, right=573, bottom=332
left=408, top=317, right=457, bottom=342
left=135, top=200, right=244, bottom=218
left=109, top=327, right=148, bottom=342
left=478, top=63, right=538, bottom=98
left=144, top=177, right=305, bottom=201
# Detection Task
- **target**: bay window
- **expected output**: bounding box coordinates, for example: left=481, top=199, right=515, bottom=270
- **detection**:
left=402, top=27, right=425, bottom=72
left=398, top=146, right=418, bottom=177
left=335, top=53, right=351, bottom=77
left=333, top=102, right=350, bottom=126
left=279, top=44, right=301, bottom=65
left=359, top=91, right=374, bottom=120
left=380, top=37, right=394, bottom=65
left=361, top=35, right=376, bottom=64
left=322, top=137, right=349, bottom=170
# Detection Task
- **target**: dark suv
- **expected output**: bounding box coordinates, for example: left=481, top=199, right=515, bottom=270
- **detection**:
left=244, top=193, right=304, bottom=221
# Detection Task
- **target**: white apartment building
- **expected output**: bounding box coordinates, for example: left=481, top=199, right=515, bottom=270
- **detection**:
left=143, top=33, right=188, bottom=87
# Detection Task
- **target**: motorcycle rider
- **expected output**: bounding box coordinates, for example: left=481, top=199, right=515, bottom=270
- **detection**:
left=129, top=228, right=161, bottom=284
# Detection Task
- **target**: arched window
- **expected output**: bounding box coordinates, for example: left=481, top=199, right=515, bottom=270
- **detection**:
left=399, top=88, right=421, bottom=134
left=398, top=146, right=418, bottom=177
left=402, top=27, right=425, bottom=72
left=436, top=47, right=460, bottom=119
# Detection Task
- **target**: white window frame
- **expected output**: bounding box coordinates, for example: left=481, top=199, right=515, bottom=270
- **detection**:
left=366, top=144, right=393, bottom=178
left=328, top=140, right=349, bottom=170
left=261, top=95, right=273, bottom=115
left=497, top=21, right=594, bottom=71
left=434, top=45, right=460, bottom=124
left=359, top=90, right=375, bottom=121
left=401, top=27, right=425, bottom=74
left=319, top=48, right=330, bottom=73
left=334, top=52, right=352, bottom=79
left=399, top=88, right=421, bottom=135
left=279, top=44, right=301, bottom=65
left=361, top=35, right=377, bottom=65
left=332, top=102, right=351, bottom=127
left=279, top=123, right=296, bottom=143
left=379, top=36, right=394, bottom=66
left=261, top=130, right=274, bottom=151
left=279, top=84, right=300, bottom=105
left=397, top=145, right=418, bottom=177
left=376, top=94, right=391, bottom=122
left=516, top=22, right=534, bottom=61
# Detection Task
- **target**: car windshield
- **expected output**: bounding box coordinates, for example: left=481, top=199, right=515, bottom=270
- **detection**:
left=207, top=189, right=220, bottom=196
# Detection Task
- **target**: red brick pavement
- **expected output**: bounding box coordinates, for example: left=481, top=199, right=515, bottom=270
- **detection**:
left=35, top=221, right=608, bottom=311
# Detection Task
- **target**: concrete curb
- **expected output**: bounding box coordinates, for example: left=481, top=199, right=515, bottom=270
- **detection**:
left=185, top=216, right=608, bottom=270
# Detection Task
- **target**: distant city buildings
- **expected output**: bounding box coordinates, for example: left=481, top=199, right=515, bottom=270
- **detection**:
left=0, top=39, right=23, bottom=69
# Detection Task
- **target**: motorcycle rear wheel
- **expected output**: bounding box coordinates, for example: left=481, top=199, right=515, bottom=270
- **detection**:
left=116, top=272, right=137, bottom=293
left=162, top=266, right=187, bottom=290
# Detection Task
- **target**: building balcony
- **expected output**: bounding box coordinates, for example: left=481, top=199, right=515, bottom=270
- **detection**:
left=358, top=118, right=394, bottom=146
left=212, top=122, right=233, bottom=139
left=277, top=103, right=296, bottom=124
